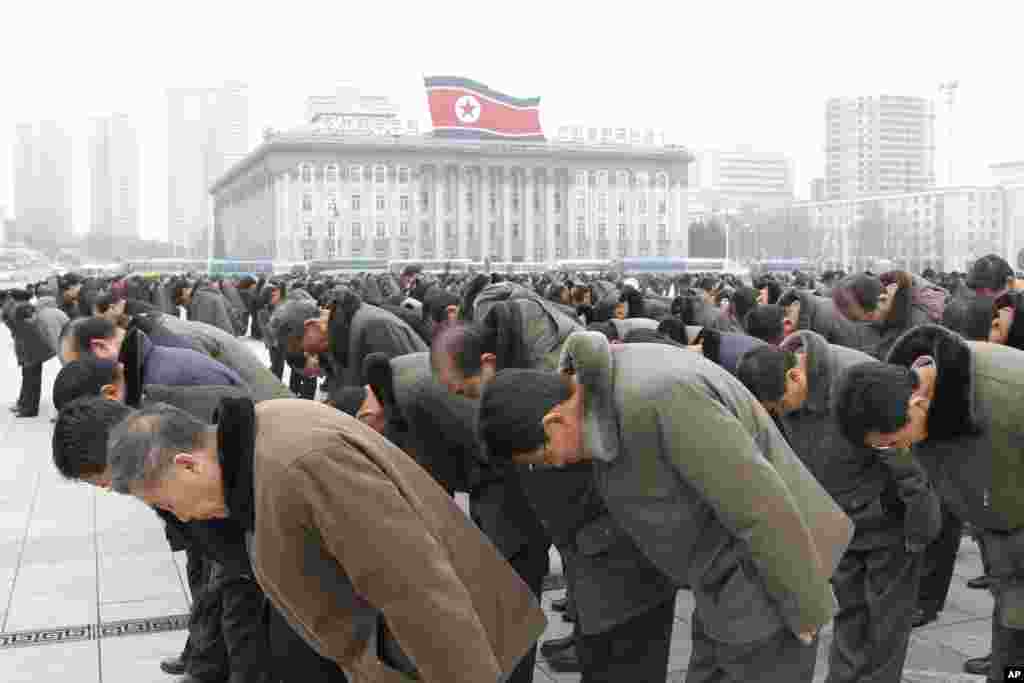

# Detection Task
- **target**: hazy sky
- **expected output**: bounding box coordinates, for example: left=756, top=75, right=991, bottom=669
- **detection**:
left=1, top=0, right=1021, bottom=242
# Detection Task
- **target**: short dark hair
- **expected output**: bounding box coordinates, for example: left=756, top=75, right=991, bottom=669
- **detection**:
left=967, top=254, right=1014, bottom=291
left=431, top=303, right=527, bottom=377
left=754, top=278, right=783, bottom=305
left=833, top=274, right=883, bottom=316
left=52, top=397, right=134, bottom=480
left=53, top=359, right=118, bottom=411
left=744, top=304, right=786, bottom=344
left=657, top=317, right=691, bottom=345
left=72, top=317, right=117, bottom=357
left=477, top=369, right=571, bottom=463
left=697, top=277, right=717, bottom=293
left=622, top=328, right=685, bottom=348
left=735, top=346, right=796, bottom=404
left=834, top=362, right=917, bottom=447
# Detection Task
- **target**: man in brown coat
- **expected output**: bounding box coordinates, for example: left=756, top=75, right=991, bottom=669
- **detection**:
left=106, top=398, right=546, bottom=683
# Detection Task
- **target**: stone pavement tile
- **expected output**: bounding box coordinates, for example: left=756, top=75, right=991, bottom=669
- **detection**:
left=18, top=534, right=95, bottom=565
left=674, top=589, right=695, bottom=622
left=4, top=594, right=95, bottom=631
left=530, top=666, right=555, bottom=682
left=953, top=553, right=986, bottom=582
left=99, top=631, right=184, bottom=683
left=170, top=551, right=191, bottom=602
left=666, top=624, right=693, bottom=671
left=944, top=580, right=996, bottom=619
left=537, top=664, right=580, bottom=683
left=0, top=640, right=99, bottom=683
left=100, top=593, right=189, bottom=622
left=97, top=527, right=176, bottom=557
left=0, top=535, right=25, bottom=569
left=0, top=509, right=31, bottom=538
left=99, top=551, right=186, bottom=604
left=902, top=631, right=975, bottom=676
left=7, top=558, right=96, bottom=599
left=94, top=494, right=163, bottom=535
left=912, top=617, right=991, bottom=659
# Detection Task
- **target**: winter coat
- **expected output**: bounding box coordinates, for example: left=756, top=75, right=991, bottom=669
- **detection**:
left=159, top=314, right=293, bottom=401
left=778, top=330, right=941, bottom=551
left=473, top=282, right=583, bottom=371
left=241, top=399, right=547, bottom=682
left=701, top=330, right=768, bottom=375
left=559, top=332, right=853, bottom=642
left=188, top=286, right=236, bottom=336
left=220, top=282, right=250, bottom=336
left=133, top=331, right=246, bottom=388
left=9, top=297, right=68, bottom=366
left=329, top=303, right=428, bottom=388
left=887, top=325, right=1024, bottom=531
left=363, top=352, right=479, bottom=497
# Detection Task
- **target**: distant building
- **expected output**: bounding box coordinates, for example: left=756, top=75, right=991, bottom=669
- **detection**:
left=89, top=114, right=140, bottom=240
left=991, top=161, right=1024, bottom=271
left=13, top=121, right=73, bottom=247
left=748, top=184, right=1009, bottom=273
left=825, top=95, right=936, bottom=200
left=209, top=113, right=692, bottom=263
left=167, top=81, right=250, bottom=257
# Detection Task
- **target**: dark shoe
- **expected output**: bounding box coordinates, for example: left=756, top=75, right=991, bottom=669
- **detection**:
left=15, top=411, right=38, bottom=418
left=962, top=654, right=991, bottom=676
left=539, top=632, right=575, bottom=658
left=561, top=608, right=576, bottom=623
left=912, top=608, right=938, bottom=628
left=9, top=405, right=21, bottom=413
left=550, top=595, right=569, bottom=613
left=159, top=656, right=187, bottom=675
left=967, top=575, right=993, bottom=590
left=544, top=644, right=581, bottom=673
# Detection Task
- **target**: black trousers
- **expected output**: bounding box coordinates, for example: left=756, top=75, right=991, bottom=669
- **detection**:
left=979, top=528, right=1024, bottom=681
left=576, top=598, right=675, bottom=683
left=826, top=544, right=923, bottom=683
left=269, top=346, right=285, bottom=380
left=505, top=536, right=551, bottom=683
left=184, top=554, right=229, bottom=681
left=918, top=504, right=963, bottom=615
left=266, top=603, right=349, bottom=682
left=688, top=612, right=819, bottom=683
left=18, top=362, right=42, bottom=415
left=186, top=560, right=271, bottom=683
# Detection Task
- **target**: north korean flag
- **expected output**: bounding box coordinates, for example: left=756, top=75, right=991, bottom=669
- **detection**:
left=424, top=76, right=545, bottom=141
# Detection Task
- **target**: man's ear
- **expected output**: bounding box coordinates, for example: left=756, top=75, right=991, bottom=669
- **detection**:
left=100, top=384, right=118, bottom=401
left=909, top=394, right=930, bottom=414
left=480, top=352, right=497, bottom=368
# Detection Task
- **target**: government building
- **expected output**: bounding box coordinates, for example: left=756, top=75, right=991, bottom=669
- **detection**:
left=208, top=94, right=693, bottom=265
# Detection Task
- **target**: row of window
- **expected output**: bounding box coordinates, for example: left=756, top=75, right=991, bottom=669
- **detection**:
left=301, top=163, right=673, bottom=189
left=576, top=193, right=667, bottom=216
left=300, top=164, right=410, bottom=185
left=296, top=241, right=672, bottom=262
left=298, top=220, right=671, bottom=242
left=574, top=170, right=670, bottom=188
left=301, top=191, right=568, bottom=214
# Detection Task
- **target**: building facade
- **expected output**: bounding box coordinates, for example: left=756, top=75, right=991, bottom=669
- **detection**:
left=687, top=146, right=795, bottom=222
left=209, top=124, right=692, bottom=263
left=13, top=121, right=73, bottom=246
left=306, top=83, right=420, bottom=136
left=746, top=185, right=1009, bottom=273
left=167, top=82, right=250, bottom=256
left=825, top=95, right=936, bottom=200
left=89, top=114, right=139, bottom=240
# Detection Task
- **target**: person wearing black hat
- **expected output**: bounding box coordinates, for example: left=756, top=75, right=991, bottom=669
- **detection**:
left=942, top=253, right=1016, bottom=334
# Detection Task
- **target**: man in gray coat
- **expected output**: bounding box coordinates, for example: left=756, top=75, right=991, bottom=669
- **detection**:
left=736, top=331, right=941, bottom=683
left=478, top=331, right=855, bottom=682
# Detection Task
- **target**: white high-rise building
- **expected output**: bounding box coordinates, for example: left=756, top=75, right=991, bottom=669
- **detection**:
left=13, top=120, right=73, bottom=246
left=825, top=95, right=936, bottom=200
left=90, top=114, right=139, bottom=240
left=167, top=82, right=249, bottom=257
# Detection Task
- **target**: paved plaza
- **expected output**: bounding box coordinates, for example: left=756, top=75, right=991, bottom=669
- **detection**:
left=0, top=330, right=995, bottom=681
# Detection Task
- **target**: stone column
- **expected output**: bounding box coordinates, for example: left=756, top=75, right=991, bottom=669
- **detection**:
left=457, top=165, right=469, bottom=259
left=474, top=165, right=484, bottom=262
left=480, top=166, right=490, bottom=262
left=434, top=165, right=446, bottom=259
left=671, top=176, right=686, bottom=258
left=502, top=167, right=514, bottom=263
left=546, top=169, right=557, bottom=262
left=567, top=169, right=578, bottom=259
left=524, top=168, right=535, bottom=263
left=410, top=165, right=421, bottom=259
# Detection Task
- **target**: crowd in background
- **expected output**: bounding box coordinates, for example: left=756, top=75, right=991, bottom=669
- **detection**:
left=1, top=254, right=1023, bottom=683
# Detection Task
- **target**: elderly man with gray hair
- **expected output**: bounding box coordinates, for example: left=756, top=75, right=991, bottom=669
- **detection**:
left=106, top=397, right=546, bottom=683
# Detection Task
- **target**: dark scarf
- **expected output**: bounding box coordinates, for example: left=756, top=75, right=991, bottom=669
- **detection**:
left=215, top=397, right=258, bottom=532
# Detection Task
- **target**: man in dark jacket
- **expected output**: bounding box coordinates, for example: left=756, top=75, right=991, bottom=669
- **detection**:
left=268, top=287, right=427, bottom=388
left=478, top=332, right=854, bottom=682
left=736, top=332, right=941, bottom=683
left=836, top=324, right=1024, bottom=680
left=3, top=290, right=68, bottom=417
left=176, top=280, right=237, bottom=336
